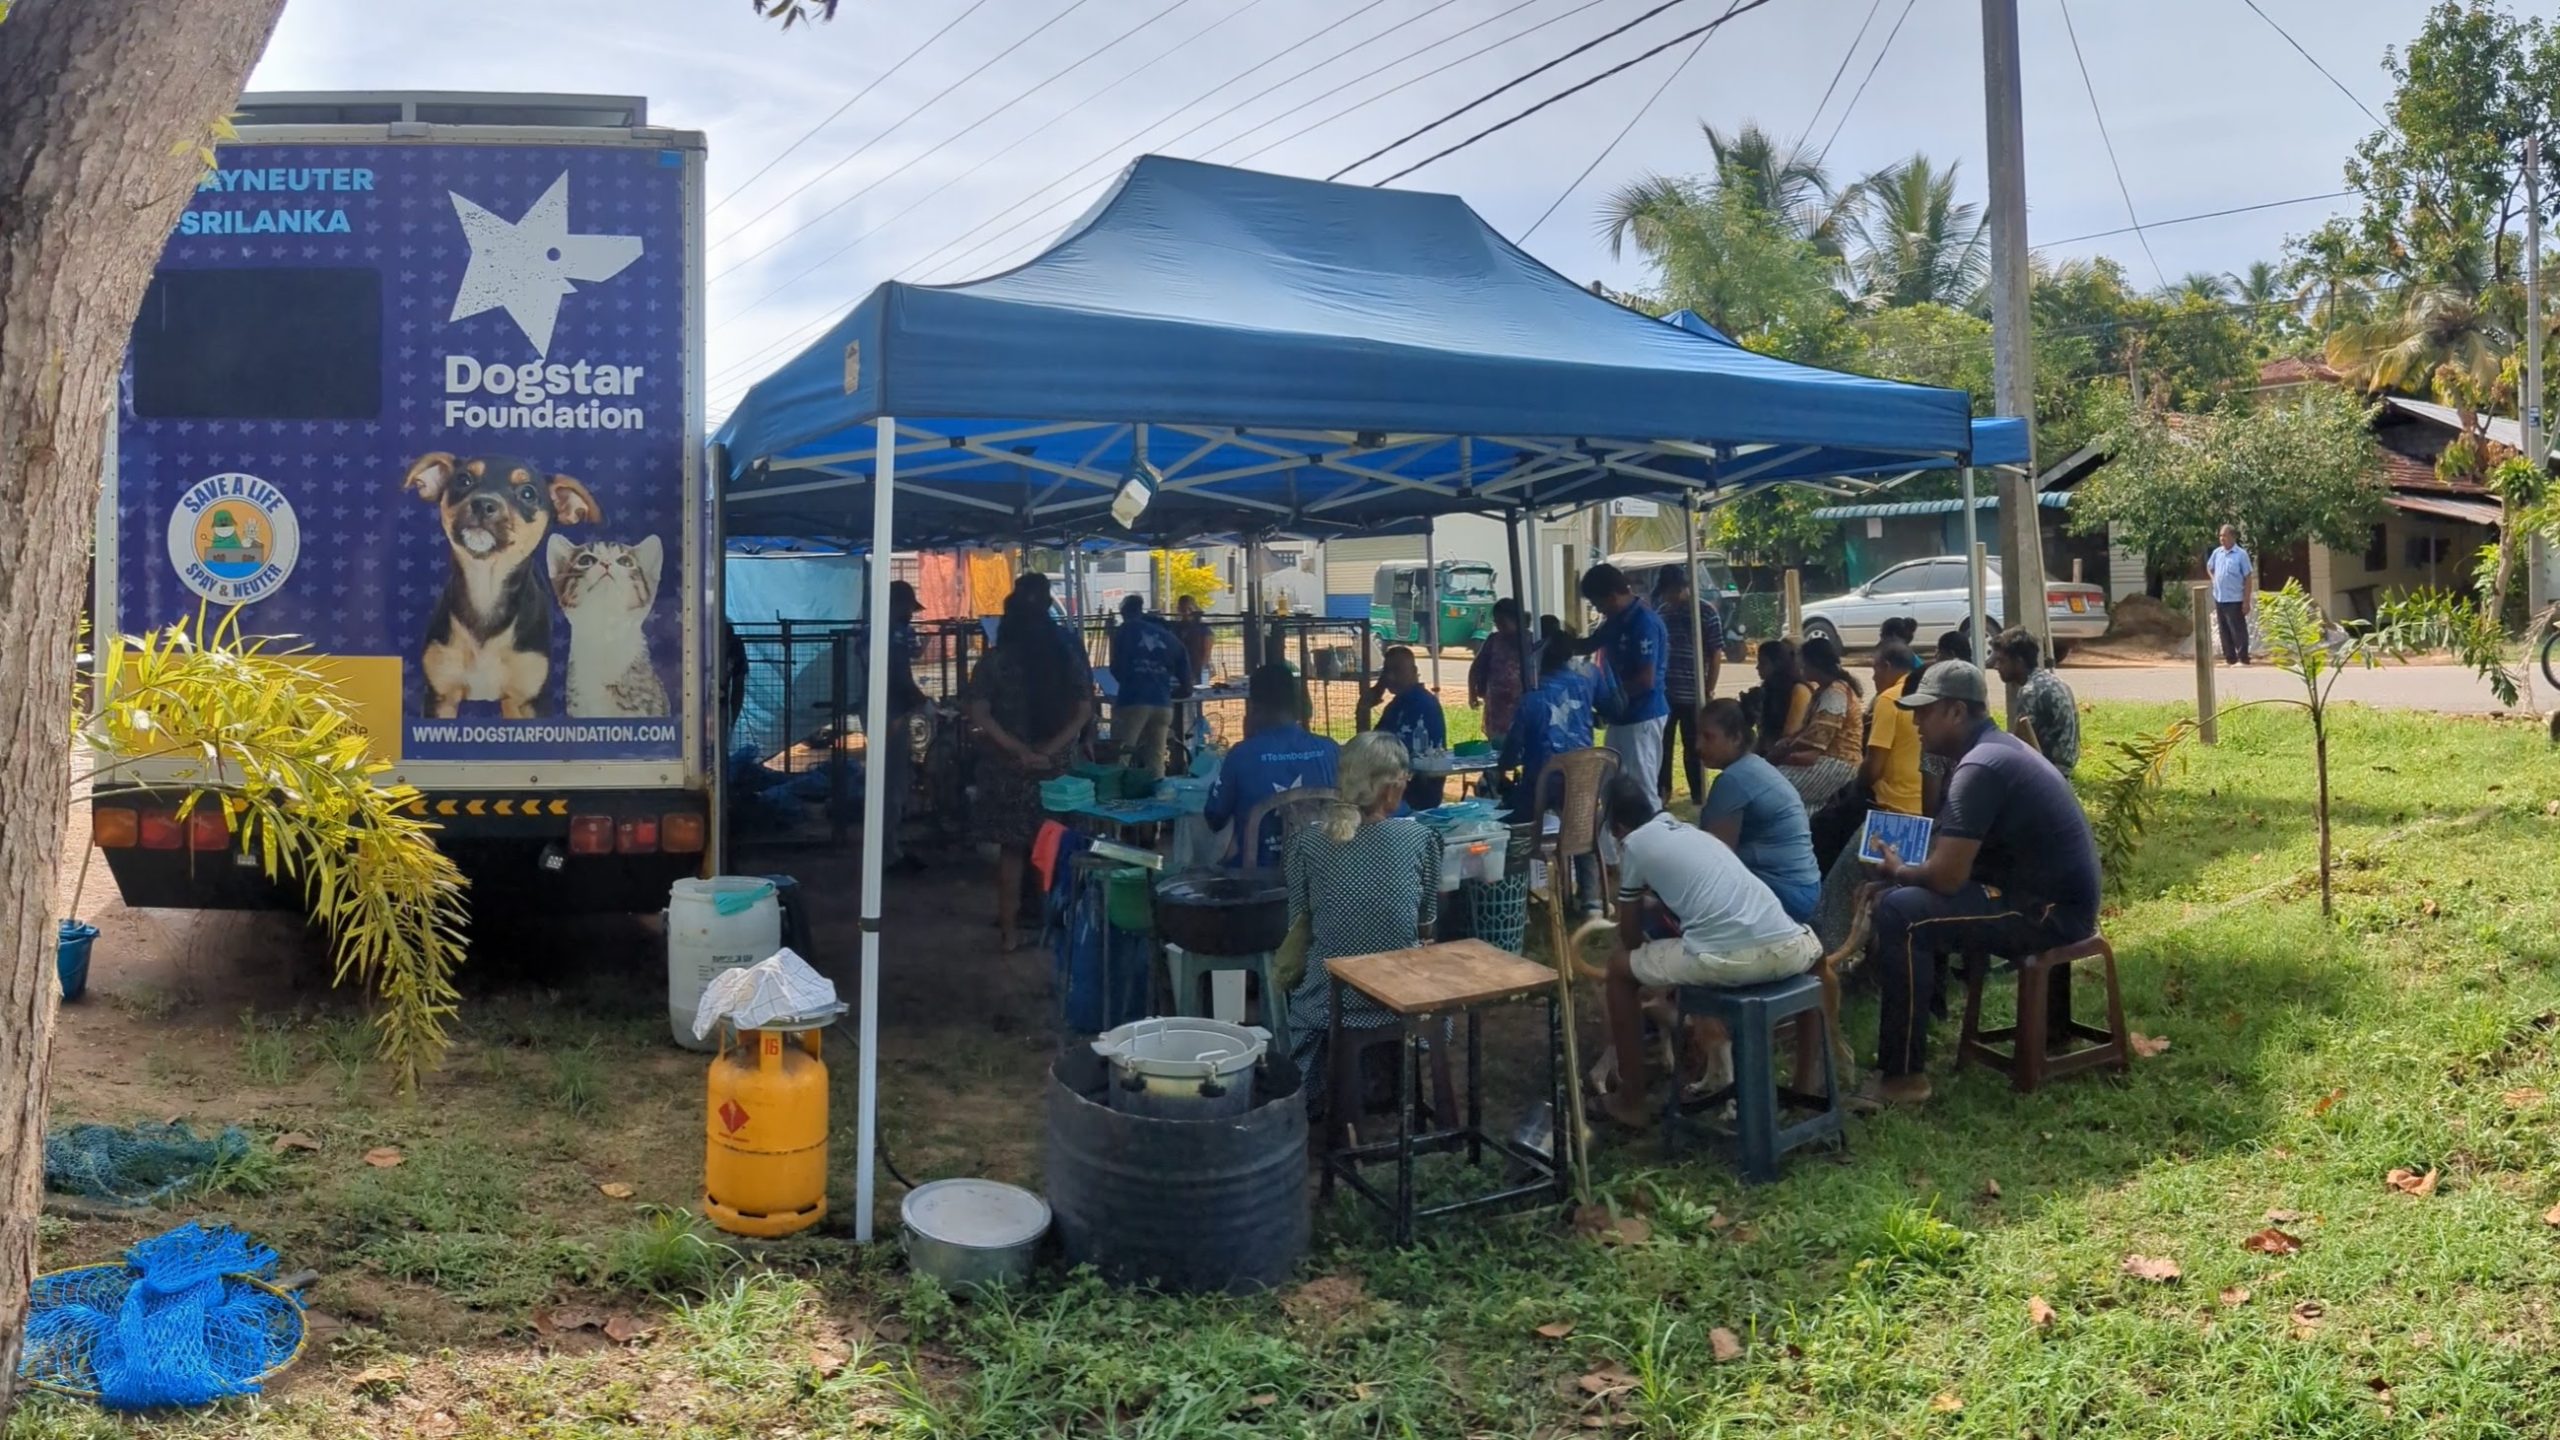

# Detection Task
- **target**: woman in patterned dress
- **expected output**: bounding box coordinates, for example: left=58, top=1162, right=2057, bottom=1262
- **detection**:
left=1770, top=636, right=1865, bottom=810
left=964, top=595, right=1091, bottom=953
left=1283, top=732, right=1442, bottom=1109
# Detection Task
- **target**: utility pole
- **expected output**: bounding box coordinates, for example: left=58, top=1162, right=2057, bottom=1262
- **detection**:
left=2528, top=134, right=2551, bottom=619
left=1981, top=0, right=2049, bottom=660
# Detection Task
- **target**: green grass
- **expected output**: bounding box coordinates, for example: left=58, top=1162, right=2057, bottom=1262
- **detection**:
left=237, top=1010, right=299, bottom=1086
left=17, top=700, right=2560, bottom=1438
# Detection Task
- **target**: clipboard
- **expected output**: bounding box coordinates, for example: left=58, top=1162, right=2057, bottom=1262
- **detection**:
left=1857, top=810, right=1934, bottom=866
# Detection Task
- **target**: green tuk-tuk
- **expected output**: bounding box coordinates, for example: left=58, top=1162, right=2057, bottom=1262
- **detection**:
left=1370, top=560, right=1497, bottom=647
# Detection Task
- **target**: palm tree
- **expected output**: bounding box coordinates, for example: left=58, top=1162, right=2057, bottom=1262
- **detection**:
left=1841, top=154, right=1988, bottom=310
left=2227, top=260, right=2285, bottom=309
left=1598, top=122, right=1847, bottom=261
left=2174, top=271, right=2231, bottom=303
left=2286, top=220, right=2375, bottom=336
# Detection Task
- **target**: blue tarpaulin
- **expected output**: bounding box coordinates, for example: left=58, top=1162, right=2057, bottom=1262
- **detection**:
left=715, top=156, right=1978, bottom=546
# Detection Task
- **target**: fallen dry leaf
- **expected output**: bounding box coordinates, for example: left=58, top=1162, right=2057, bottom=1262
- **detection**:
left=809, top=1342, right=851, bottom=1377
left=1981, top=1178, right=2002, bottom=1200
left=2121, top=1254, right=2182, bottom=1284
left=2290, top=1299, right=2326, bottom=1338
left=533, top=1305, right=605, bottom=1336
left=2422, top=898, right=2440, bottom=918
left=2312, top=1088, right=2346, bottom=1117
left=2264, top=1208, right=2303, bottom=1224
left=1931, top=1392, right=1964, bottom=1414
left=272, top=1131, right=321, bottom=1154
left=349, top=1364, right=404, bottom=1401
left=1571, top=1205, right=1652, bottom=1246
left=1280, top=1274, right=1367, bottom=1326
left=602, top=1313, right=655, bottom=1345
left=2027, top=1295, right=2058, bottom=1330
left=1578, top=1365, right=1638, bottom=1397
left=1534, top=1321, right=1577, bottom=1340
left=362, top=1146, right=403, bottom=1169
left=1709, top=1327, right=1744, bottom=1363
left=2219, top=1286, right=2252, bottom=1308
left=1579, top=1416, right=1637, bottom=1431
left=1706, top=1212, right=1734, bottom=1231
left=596, top=1181, right=636, bottom=1200
left=2503, top=1087, right=2545, bottom=1110
left=2244, top=1227, right=2305, bottom=1256
left=1249, top=1393, right=1277, bottom=1409
left=1351, top=1382, right=1378, bottom=1402
left=2129, top=1032, right=2172, bottom=1059
left=2386, top=1167, right=2441, bottom=1197
left=2543, top=1202, right=2560, bottom=1227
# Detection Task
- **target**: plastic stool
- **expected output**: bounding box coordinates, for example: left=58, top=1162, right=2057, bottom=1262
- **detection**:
left=1957, top=936, right=2128, bottom=1093
left=1662, top=972, right=1843, bottom=1183
left=1163, top=945, right=1289, bottom=1060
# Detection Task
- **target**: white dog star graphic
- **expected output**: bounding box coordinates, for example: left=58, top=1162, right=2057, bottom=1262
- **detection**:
left=447, top=173, right=642, bottom=356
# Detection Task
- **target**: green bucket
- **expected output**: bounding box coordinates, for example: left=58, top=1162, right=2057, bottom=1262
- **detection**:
left=1105, top=867, right=1154, bottom=931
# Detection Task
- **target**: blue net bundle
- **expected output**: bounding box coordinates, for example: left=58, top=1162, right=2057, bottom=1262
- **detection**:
left=43, top=1122, right=248, bottom=1206
left=20, top=1223, right=305, bottom=1409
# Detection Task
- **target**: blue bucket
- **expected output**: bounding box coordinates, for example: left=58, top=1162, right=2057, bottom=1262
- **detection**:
left=57, top=921, right=97, bottom=1002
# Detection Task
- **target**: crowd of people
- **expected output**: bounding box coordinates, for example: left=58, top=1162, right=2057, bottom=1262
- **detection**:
left=935, top=557, right=2091, bottom=1118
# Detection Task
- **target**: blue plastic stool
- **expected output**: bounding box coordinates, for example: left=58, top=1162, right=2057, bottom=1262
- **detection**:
left=1662, top=971, right=1843, bottom=1182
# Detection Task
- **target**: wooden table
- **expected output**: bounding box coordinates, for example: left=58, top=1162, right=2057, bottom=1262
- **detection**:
left=1321, top=939, right=1566, bottom=1244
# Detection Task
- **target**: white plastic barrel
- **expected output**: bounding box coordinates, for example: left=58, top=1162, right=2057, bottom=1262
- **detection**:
left=667, top=877, right=782, bottom=1051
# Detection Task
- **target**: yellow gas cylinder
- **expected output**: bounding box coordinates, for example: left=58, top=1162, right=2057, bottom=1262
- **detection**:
left=704, top=1023, right=828, bottom=1237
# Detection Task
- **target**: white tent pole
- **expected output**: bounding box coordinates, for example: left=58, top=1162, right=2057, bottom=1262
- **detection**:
left=1683, top=492, right=1706, bottom=712
left=1525, top=512, right=1545, bottom=631
left=855, top=415, right=896, bottom=1245
left=1423, top=524, right=1442, bottom=690
left=1961, top=466, right=1986, bottom=651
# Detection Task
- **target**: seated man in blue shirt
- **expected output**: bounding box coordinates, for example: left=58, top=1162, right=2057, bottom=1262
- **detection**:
left=1205, top=663, right=1342, bottom=868
left=1359, top=645, right=1447, bottom=810
left=1859, top=661, right=2103, bottom=1110
left=1108, top=594, right=1187, bottom=779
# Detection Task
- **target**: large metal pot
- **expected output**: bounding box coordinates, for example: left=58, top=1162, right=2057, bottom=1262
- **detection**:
left=1092, top=1017, right=1268, bottom=1120
left=901, top=1178, right=1049, bottom=1292
left=1153, top=869, right=1289, bottom=956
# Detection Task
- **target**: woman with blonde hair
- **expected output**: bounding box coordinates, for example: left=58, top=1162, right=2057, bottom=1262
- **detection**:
left=1283, top=731, right=1442, bottom=1103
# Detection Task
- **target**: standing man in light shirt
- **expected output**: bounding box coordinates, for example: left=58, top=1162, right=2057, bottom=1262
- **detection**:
left=2205, top=524, right=2255, bottom=667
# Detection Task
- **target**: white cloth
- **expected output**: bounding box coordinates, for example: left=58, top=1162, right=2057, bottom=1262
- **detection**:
left=691, top=947, right=844, bottom=1040
left=1614, top=811, right=1804, bottom=959
left=1628, top=928, right=1821, bottom=989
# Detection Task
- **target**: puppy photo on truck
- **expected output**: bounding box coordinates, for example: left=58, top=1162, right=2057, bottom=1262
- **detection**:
left=403, top=450, right=602, bottom=718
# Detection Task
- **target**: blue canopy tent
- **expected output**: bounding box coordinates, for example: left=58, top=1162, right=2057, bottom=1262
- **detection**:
left=712, top=155, right=1984, bottom=1240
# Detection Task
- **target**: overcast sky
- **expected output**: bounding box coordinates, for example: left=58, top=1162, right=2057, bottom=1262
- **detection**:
left=251, top=0, right=2560, bottom=416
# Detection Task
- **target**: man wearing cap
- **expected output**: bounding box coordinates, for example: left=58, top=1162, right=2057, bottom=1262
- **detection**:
left=881, top=580, right=930, bottom=874
left=1859, top=660, right=2101, bottom=1108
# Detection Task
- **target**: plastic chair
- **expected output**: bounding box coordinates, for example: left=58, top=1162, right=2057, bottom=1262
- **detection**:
left=1527, top=747, right=1620, bottom=927
left=1957, top=935, right=2129, bottom=1093
left=1162, top=945, right=1289, bottom=1060
left=1240, top=786, right=1339, bottom=872
left=1663, top=972, right=1844, bottom=1182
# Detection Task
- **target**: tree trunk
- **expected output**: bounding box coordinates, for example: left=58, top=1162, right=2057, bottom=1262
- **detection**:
left=0, top=0, right=285, bottom=1415
left=2313, top=708, right=2333, bottom=917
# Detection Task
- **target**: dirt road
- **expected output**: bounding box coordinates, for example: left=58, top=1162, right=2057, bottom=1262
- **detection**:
left=2054, top=657, right=2546, bottom=714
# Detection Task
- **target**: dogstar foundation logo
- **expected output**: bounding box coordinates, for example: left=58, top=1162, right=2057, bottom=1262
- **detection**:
left=447, top=173, right=643, bottom=357
left=167, top=473, right=300, bottom=605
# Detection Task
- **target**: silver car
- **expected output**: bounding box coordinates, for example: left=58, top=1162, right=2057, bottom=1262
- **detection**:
left=1799, top=556, right=2107, bottom=659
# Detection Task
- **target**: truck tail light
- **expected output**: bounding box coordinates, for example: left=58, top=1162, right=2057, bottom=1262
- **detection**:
left=93, top=807, right=139, bottom=849
left=2047, top=590, right=2069, bottom=609
left=139, top=810, right=185, bottom=850
left=617, top=816, right=660, bottom=854
left=189, top=807, right=230, bottom=851
left=661, top=813, right=705, bottom=854
left=569, top=815, right=616, bottom=855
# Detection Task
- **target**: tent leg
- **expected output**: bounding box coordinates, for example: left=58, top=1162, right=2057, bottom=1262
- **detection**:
left=1683, top=490, right=1707, bottom=715
left=1525, top=512, right=1545, bottom=634
left=855, top=415, right=896, bottom=1246
left=1962, top=467, right=1986, bottom=651
left=1423, top=524, right=1442, bottom=690
left=1508, top=511, right=1536, bottom=689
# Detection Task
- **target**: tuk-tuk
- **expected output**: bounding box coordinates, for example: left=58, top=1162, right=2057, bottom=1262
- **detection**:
left=1370, top=560, right=1497, bottom=646
left=1608, top=548, right=1749, bottom=661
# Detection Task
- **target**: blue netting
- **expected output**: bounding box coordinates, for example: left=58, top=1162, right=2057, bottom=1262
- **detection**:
left=21, top=1223, right=305, bottom=1409
left=43, top=1123, right=248, bottom=1206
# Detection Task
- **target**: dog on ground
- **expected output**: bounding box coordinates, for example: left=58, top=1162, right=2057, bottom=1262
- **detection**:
left=403, top=452, right=602, bottom=718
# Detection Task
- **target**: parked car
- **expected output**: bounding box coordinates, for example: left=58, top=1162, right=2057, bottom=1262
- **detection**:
left=1798, top=556, right=2106, bottom=660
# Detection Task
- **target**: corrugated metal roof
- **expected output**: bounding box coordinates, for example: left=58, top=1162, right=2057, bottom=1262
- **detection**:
left=2386, top=492, right=2502, bottom=526
left=1813, top=492, right=2071, bottom=521
left=2381, top=395, right=2528, bottom=453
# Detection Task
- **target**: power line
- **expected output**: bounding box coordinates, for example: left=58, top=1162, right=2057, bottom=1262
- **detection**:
left=2042, top=190, right=2353, bottom=248
left=1816, top=0, right=1914, bottom=160
left=2057, top=0, right=2165, bottom=290
left=712, top=0, right=1110, bottom=257
left=1327, top=0, right=1703, bottom=181
left=1796, top=0, right=1885, bottom=148
left=713, top=0, right=1265, bottom=328
left=714, top=0, right=1208, bottom=290
left=2240, top=0, right=2384, bottom=127
left=708, top=0, right=1000, bottom=218
left=1368, top=0, right=1786, bottom=188
left=1519, top=6, right=1733, bottom=244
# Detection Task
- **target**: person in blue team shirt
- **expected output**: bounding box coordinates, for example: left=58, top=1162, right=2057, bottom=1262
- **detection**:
left=1359, top=645, right=1447, bottom=810
left=1577, top=564, right=1670, bottom=804
left=1205, top=663, right=1343, bottom=867
left=1108, top=594, right=1188, bottom=779
left=1498, top=628, right=1604, bottom=908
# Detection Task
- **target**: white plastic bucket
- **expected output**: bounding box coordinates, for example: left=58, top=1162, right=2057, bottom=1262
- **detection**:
left=667, top=877, right=781, bottom=1051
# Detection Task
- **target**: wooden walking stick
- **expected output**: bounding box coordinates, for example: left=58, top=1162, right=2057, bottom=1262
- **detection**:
left=1543, top=857, right=1594, bottom=1209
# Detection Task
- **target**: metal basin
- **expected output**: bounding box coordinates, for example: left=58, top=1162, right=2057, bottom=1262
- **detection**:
left=902, top=1178, right=1049, bottom=1292
left=1152, top=869, right=1289, bottom=957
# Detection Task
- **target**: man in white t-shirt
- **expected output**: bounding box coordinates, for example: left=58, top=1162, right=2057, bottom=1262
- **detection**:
left=1595, top=774, right=1821, bottom=1127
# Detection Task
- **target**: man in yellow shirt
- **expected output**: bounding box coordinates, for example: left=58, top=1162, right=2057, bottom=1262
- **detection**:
left=1862, top=641, right=1926, bottom=817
